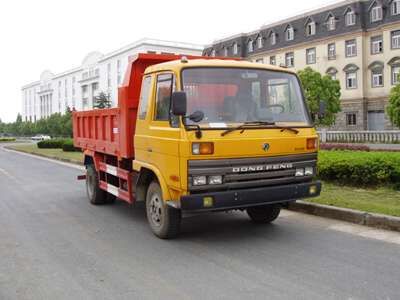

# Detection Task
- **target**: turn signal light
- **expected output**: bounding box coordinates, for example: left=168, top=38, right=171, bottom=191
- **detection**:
left=192, top=142, right=214, bottom=155
left=306, top=138, right=318, bottom=150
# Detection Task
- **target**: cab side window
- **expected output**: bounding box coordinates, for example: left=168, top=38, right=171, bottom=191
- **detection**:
left=138, top=76, right=152, bottom=120
left=155, top=74, right=174, bottom=121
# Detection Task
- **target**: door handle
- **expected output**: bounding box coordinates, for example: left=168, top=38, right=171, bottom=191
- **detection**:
left=147, top=148, right=153, bottom=152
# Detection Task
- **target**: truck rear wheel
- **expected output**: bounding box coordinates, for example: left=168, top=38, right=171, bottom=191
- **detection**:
left=146, top=181, right=181, bottom=239
left=86, top=164, right=109, bottom=205
left=246, top=204, right=281, bottom=224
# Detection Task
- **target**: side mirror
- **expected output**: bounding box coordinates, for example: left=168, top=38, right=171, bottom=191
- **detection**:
left=319, top=100, right=326, bottom=118
left=171, top=91, right=187, bottom=116
left=189, top=110, right=204, bottom=123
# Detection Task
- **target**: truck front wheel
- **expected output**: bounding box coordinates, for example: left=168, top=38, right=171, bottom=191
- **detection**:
left=146, top=181, right=181, bottom=239
left=246, top=204, right=281, bottom=224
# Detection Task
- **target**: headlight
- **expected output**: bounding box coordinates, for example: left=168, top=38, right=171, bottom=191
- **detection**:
left=208, top=175, right=223, bottom=185
left=304, top=167, right=314, bottom=176
left=295, top=168, right=305, bottom=177
left=192, top=176, right=207, bottom=186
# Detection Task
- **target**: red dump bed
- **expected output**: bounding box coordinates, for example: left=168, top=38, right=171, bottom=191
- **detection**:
left=73, top=53, right=207, bottom=159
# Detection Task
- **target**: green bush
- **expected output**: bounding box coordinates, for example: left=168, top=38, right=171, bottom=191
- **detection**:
left=62, top=139, right=79, bottom=152
left=318, top=151, right=400, bottom=188
left=0, top=137, right=16, bottom=142
left=37, top=139, right=66, bottom=149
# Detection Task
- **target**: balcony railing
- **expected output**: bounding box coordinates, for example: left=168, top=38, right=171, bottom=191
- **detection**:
left=318, top=130, right=400, bottom=144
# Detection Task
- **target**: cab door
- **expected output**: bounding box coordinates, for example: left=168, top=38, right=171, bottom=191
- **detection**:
left=146, top=72, right=181, bottom=192
left=134, top=75, right=153, bottom=164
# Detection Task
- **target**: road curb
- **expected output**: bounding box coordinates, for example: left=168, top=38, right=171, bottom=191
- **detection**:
left=3, top=146, right=83, bottom=166
left=288, top=201, right=400, bottom=232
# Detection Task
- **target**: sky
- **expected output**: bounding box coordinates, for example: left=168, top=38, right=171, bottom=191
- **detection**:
left=0, top=0, right=336, bottom=122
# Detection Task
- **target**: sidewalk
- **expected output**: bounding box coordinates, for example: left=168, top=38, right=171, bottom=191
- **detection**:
left=365, top=143, right=400, bottom=151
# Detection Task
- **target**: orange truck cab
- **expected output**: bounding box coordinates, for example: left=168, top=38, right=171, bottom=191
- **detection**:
left=73, top=53, right=321, bottom=239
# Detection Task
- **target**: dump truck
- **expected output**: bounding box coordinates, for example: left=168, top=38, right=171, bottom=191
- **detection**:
left=73, top=53, right=322, bottom=239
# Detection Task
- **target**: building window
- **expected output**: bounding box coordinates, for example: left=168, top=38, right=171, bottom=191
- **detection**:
left=371, top=35, right=383, bottom=54
left=392, top=0, right=400, bottom=15
left=270, top=32, right=277, bottom=45
left=306, top=48, right=316, bottom=64
left=392, top=66, right=400, bottom=85
left=72, top=77, right=75, bottom=96
left=345, top=39, right=357, bottom=57
left=328, top=43, right=336, bottom=60
left=257, top=36, right=263, bottom=49
left=248, top=40, right=254, bottom=53
left=346, top=113, right=357, bottom=126
left=371, top=5, right=383, bottom=22
left=233, top=43, right=238, bottom=55
left=92, top=82, right=99, bottom=99
left=270, top=56, right=276, bottom=65
left=391, top=30, right=400, bottom=49
left=58, top=81, right=61, bottom=98
left=117, top=59, right=121, bottom=85
left=285, top=52, right=294, bottom=67
left=82, top=85, right=88, bottom=107
left=345, top=10, right=356, bottom=26
left=372, top=69, right=384, bottom=87
left=255, top=58, right=264, bottom=63
left=210, top=49, right=216, bottom=57
left=327, top=16, right=336, bottom=31
left=223, top=47, right=228, bottom=57
left=346, top=72, right=357, bottom=89
left=326, top=67, right=338, bottom=80
left=107, top=63, right=111, bottom=90
left=306, top=21, right=316, bottom=36
left=64, top=79, right=68, bottom=97
left=286, top=26, right=294, bottom=41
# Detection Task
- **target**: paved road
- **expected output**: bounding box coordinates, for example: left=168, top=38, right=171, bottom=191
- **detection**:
left=1, top=146, right=400, bottom=300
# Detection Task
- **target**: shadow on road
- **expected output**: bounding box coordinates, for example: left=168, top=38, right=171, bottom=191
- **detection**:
left=100, top=199, right=295, bottom=242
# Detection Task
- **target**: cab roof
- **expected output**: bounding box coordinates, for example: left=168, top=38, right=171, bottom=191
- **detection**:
left=144, top=58, right=295, bottom=75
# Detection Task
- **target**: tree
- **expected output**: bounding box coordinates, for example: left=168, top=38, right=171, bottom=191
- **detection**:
left=93, top=92, right=112, bottom=109
left=387, top=83, right=400, bottom=128
left=297, top=67, right=341, bottom=126
left=61, top=107, right=73, bottom=137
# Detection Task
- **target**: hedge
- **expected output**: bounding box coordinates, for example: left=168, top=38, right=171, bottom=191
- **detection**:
left=0, top=137, right=16, bottom=142
left=37, top=139, right=67, bottom=149
left=320, top=143, right=370, bottom=152
left=318, top=150, right=400, bottom=188
left=62, top=139, right=80, bottom=152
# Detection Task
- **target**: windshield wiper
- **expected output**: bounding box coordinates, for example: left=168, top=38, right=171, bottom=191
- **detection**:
left=221, top=121, right=299, bottom=137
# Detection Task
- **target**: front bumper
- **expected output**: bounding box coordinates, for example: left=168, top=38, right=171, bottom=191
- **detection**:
left=180, top=181, right=321, bottom=211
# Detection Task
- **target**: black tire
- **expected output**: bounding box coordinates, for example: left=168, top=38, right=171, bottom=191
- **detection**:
left=86, top=164, right=108, bottom=205
left=246, top=204, right=281, bottom=224
left=146, top=181, right=181, bottom=239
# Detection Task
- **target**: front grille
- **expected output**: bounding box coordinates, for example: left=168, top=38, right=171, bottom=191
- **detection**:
left=188, top=153, right=317, bottom=192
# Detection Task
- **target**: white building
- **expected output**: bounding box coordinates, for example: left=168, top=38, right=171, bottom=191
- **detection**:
left=21, top=38, right=203, bottom=122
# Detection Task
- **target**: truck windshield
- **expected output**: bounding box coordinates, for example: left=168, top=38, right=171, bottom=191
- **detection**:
left=181, top=68, right=311, bottom=127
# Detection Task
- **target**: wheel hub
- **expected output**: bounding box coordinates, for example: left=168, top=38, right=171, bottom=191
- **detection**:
left=149, top=194, right=162, bottom=227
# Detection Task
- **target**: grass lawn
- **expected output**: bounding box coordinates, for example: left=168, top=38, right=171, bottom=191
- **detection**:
left=9, top=143, right=83, bottom=164
left=307, top=182, right=400, bottom=217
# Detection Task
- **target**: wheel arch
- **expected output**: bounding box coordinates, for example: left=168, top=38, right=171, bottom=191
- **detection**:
left=83, top=150, right=102, bottom=171
left=134, top=162, right=171, bottom=202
